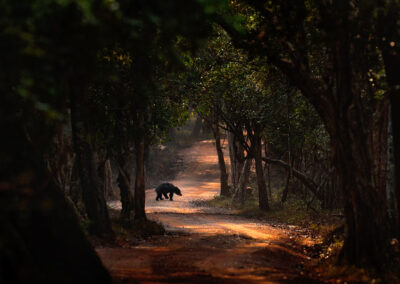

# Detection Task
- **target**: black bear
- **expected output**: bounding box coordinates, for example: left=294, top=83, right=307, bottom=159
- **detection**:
left=155, top=183, right=182, bottom=201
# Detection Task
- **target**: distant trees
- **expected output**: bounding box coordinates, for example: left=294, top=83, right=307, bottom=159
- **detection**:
left=186, top=28, right=330, bottom=212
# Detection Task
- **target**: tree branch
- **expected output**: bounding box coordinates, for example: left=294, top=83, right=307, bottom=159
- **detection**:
left=262, top=157, right=324, bottom=201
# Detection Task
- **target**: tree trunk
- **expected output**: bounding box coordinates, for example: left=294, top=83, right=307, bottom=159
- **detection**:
left=390, top=94, right=400, bottom=238
left=192, top=116, right=203, bottom=138
left=253, top=130, right=269, bottom=211
left=380, top=36, right=400, bottom=238
left=69, top=83, right=112, bottom=237
left=371, top=101, right=389, bottom=200
left=266, top=164, right=272, bottom=198
left=332, top=126, right=391, bottom=267
left=264, top=142, right=272, bottom=198
left=228, top=131, right=244, bottom=191
left=47, top=124, right=75, bottom=195
left=281, top=171, right=290, bottom=203
left=104, top=159, right=113, bottom=200
left=212, top=125, right=230, bottom=197
left=331, top=14, right=392, bottom=264
left=98, top=159, right=114, bottom=201
left=1, top=179, right=113, bottom=284
left=134, top=113, right=147, bottom=222
left=117, top=154, right=134, bottom=221
left=0, top=123, right=111, bottom=284
left=233, top=157, right=252, bottom=204
left=282, top=90, right=292, bottom=204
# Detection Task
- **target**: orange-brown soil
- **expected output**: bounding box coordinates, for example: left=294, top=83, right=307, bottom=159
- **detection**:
left=97, top=140, right=323, bottom=283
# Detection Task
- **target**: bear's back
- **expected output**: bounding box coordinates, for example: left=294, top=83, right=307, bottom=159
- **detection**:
left=155, top=183, right=174, bottom=192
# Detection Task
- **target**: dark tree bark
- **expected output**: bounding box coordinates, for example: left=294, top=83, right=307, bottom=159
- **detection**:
left=378, top=6, right=400, bottom=237
left=233, top=157, right=252, bottom=203
left=103, top=159, right=113, bottom=200
left=47, top=124, right=75, bottom=195
left=331, top=120, right=391, bottom=266
left=252, top=129, right=269, bottom=211
left=281, top=171, right=291, bottom=204
left=290, top=64, right=391, bottom=267
left=98, top=159, right=114, bottom=201
left=117, top=154, right=134, bottom=220
left=390, top=94, right=400, bottom=238
left=0, top=122, right=111, bottom=284
left=69, top=83, right=112, bottom=237
left=282, top=91, right=293, bottom=204
left=133, top=113, right=147, bottom=222
left=383, top=62, right=400, bottom=238
left=264, top=142, right=272, bottom=198
left=1, top=180, right=112, bottom=284
left=211, top=124, right=230, bottom=197
left=331, top=6, right=391, bottom=265
left=266, top=164, right=272, bottom=198
left=228, top=131, right=244, bottom=192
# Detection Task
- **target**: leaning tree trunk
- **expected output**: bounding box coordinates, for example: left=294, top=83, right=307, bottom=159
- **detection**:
left=133, top=114, right=147, bottom=222
left=262, top=157, right=325, bottom=201
left=212, top=124, right=230, bottom=197
left=252, top=128, right=269, bottom=211
left=117, top=154, right=134, bottom=220
left=69, top=82, right=112, bottom=237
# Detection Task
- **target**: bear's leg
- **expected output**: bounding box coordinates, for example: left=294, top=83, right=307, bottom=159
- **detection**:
left=163, top=192, right=169, bottom=200
left=169, top=192, right=174, bottom=201
left=156, top=193, right=163, bottom=201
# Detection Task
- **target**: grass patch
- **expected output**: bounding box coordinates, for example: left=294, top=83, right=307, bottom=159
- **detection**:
left=199, top=195, right=341, bottom=231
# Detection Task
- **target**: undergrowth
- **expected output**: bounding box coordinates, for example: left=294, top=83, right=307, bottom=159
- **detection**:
left=90, top=209, right=166, bottom=248
left=199, top=194, right=343, bottom=238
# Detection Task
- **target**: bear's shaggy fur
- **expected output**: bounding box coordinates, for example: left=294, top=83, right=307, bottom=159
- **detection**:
left=155, top=183, right=182, bottom=201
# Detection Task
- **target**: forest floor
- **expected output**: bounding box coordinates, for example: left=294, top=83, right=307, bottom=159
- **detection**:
left=97, top=140, right=326, bottom=283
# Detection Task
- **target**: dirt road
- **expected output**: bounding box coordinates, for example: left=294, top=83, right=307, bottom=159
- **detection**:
left=97, top=140, right=321, bottom=283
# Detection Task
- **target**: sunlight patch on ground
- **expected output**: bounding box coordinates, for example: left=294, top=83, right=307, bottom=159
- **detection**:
left=148, top=212, right=289, bottom=244
left=216, top=223, right=275, bottom=240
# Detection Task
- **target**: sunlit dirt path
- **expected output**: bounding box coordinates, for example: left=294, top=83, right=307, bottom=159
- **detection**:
left=97, top=140, right=322, bottom=283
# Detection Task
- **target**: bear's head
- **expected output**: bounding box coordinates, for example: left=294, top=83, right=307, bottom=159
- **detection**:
left=174, top=187, right=182, bottom=196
